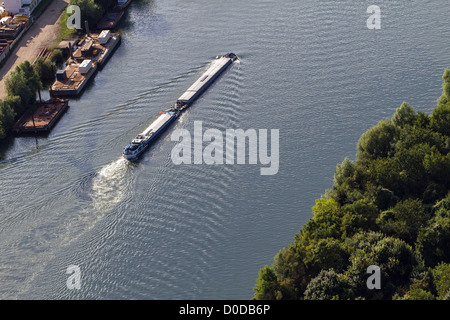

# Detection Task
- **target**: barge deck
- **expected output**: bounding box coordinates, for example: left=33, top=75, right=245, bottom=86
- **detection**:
left=11, top=99, right=69, bottom=135
left=50, top=31, right=120, bottom=97
left=123, top=53, right=237, bottom=161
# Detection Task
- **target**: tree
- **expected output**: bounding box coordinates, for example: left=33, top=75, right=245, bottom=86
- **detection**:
left=70, top=0, right=103, bottom=32
left=414, top=111, right=430, bottom=129
left=253, top=83, right=449, bottom=300
left=253, top=266, right=279, bottom=300
left=430, top=104, right=450, bottom=136
left=334, top=158, right=356, bottom=186
left=34, top=57, right=56, bottom=88
left=303, top=269, right=354, bottom=300
left=416, top=197, right=450, bottom=267
left=431, top=263, right=450, bottom=299
left=376, top=199, right=428, bottom=244
left=48, top=48, right=64, bottom=66
left=357, top=119, right=399, bottom=160
left=345, top=235, right=418, bottom=299
left=0, top=100, right=16, bottom=139
left=18, top=61, right=42, bottom=102
left=397, top=288, right=436, bottom=300
left=4, top=68, right=34, bottom=109
left=423, top=149, right=450, bottom=186
left=5, top=61, right=42, bottom=107
left=271, top=247, right=308, bottom=299
left=392, top=102, right=415, bottom=128
left=340, top=199, right=379, bottom=238
left=433, top=68, right=450, bottom=135
left=302, top=198, right=343, bottom=240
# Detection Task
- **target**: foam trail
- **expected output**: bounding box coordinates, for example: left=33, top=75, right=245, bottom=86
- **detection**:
left=91, top=158, right=132, bottom=213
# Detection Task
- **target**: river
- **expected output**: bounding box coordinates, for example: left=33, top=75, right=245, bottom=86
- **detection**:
left=0, top=0, right=449, bottom=299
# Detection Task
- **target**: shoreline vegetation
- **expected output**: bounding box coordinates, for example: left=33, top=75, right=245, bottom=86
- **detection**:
left=253, top=69, right=450, bottom=300
left=0, top=0, right=124, bottom=141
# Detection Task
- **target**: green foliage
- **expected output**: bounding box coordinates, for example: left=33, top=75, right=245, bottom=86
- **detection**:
left=33, top=57, right=56, bottom=88
left=345, top=235, right=417, bottom=299
left=70, top=0, right=103, bottom=32
left=5, top=61, right=42, bottom=105
left=303, top=238, right=349, bottom=274
left=392, top=102, right=415, bottom=128
left=413, top=111, right=430, bottom=129
left=340, top=199, right=379, bottom=238
left=416, top=196, right=450, bottom=267
left=48, top=48, right=65, bottom=66
left=334, top=158, right=356, bottom=186
left=303, top=269, right=354, bottom=300
left=0, top=61, right=46, bottom=139
left=0, top=100, right=16, bottom=139
left=302, top=198, right=343, bottom=240
left=253, top=68, right=450, bottom=300
left=430, top=104, right=450, bottom=136
left=357, top=119, right=399, bottom=161
left=431, top=262, right=450, bottom=299
left=396, top=288, right=436, bottom=300
left=377, top=199, right=429, bottom=244
left=5, top=66, right=35, bottom=108
left=253, top=266, right=279, bottom=300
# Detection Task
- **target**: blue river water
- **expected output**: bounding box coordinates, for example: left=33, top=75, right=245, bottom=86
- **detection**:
left=0, top=0, right=449, bottom=299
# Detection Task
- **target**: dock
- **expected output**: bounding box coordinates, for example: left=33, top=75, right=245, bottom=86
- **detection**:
left=0, top=18, right=28, bottom=65
left=50, top=59, right=98, bottom=97
left=50, top=31, right=120, bottom=97
left=11, top=98, right=69, bottom=135
left=71, top=31, right=121, bottom=68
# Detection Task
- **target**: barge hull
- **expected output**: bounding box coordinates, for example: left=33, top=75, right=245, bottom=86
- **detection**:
left=177, top=55, right=235, bottom=108
left=124, top=111, right=179, bottom=160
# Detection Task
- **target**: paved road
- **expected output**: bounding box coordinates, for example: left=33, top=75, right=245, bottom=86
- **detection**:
left=0, top=0, right=70, bottom=99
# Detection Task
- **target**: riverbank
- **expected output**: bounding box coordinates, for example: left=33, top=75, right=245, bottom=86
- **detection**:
left=0, top=0, right=70, bottom=99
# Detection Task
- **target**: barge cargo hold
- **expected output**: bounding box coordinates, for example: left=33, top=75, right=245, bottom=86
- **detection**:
left=176, top=53, right=237, bottom=110
left=123, top=53, right=237, bottom=161
left=11, top=99, right=69, bottom=135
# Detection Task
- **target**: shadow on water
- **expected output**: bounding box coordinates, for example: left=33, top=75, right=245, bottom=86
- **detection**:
left=0, top=136, right=15, bottom=162
left=131, top=0, right=156, bottom=11
left=118, top=0, right=156, bottom=31
left=119, top=0, right=170, bottom=36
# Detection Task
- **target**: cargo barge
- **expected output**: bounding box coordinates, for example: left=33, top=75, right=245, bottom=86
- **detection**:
left=176, top=53, right=237, bottom=110
left=123, top=53, right=237, bottom=161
